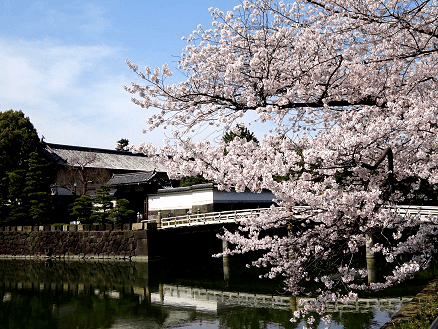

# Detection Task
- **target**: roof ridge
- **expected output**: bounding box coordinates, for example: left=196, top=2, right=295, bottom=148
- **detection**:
left=45, top=143, right=167, bottom=172
left=46, top=143, right=146, bottom=157
left=111, top=171, right=155, bottom=177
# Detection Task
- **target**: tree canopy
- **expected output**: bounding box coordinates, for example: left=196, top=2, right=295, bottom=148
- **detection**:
left=90, top=184, right=113, bottom=224
left=0, top=110, right=41, bottom=173
left=110, top=198, right=135, bottom=224
left=0, top=110, right=50, bottom=225
left=71, top=195, right=93, bottom=224
left=179, top=174, right=210, bottom=187
left=126, top=0, right=438, bottom=322
left=115, top=138, right=129, bottom=151
left=223, top=124, right=258, bottom=145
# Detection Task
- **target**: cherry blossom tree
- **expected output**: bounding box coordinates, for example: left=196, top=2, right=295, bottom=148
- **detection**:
left=126, top=0, right=438, bottom=322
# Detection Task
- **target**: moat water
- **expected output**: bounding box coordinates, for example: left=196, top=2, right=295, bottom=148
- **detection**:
left=0, top=255, right=432, bottom=329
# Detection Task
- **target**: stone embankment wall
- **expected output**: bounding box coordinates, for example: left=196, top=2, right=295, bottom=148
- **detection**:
left=0, top=223, right=155, bottom=261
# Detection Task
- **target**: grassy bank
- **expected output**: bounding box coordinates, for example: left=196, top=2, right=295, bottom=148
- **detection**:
left=381, top=279, right=438, bottom=328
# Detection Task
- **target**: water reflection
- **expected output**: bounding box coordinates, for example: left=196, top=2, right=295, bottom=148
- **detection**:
left=0, top=259, right=409, bottom=329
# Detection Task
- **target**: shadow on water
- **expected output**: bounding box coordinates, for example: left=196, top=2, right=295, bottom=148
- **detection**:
left=0, top=257, right=435, bottom=329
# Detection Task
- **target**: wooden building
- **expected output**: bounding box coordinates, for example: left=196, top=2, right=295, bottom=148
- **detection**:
left=44, top=143, right=275, bottom=222
left=44, top=143, right=168, bottom=219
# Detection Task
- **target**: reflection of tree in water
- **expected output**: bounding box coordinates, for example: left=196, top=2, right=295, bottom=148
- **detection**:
left=330, top=311, right=375, bottom=329
left=216, top=306, right=377, bottom=329
left=0, top=291, right=58, bottom=329
left=0, top=290, right=118, bottom=329
left=59, top=295, right=171, bottom=329
left=218, top=307, right=300, bottom=329
left=56, top=295, right=166, bottom=329
left=0, top=289, right=171, bottom=329
left=339, top=311, right=375, bottom=329
left=141, top=304, right=170, bottom=326
left=56, top=295, right=117, bottom=329
left=63, top=295, right=169, bottom=329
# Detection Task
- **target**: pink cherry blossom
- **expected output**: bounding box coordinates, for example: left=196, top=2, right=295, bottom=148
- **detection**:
left=126, top=0, right=438, bottom=322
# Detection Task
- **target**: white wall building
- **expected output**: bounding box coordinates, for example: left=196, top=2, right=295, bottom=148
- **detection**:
left=148, top=183, right=275, bottom=218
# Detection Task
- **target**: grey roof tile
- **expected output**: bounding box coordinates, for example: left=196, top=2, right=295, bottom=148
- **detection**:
left=45, top=143, right=167, bottom=172
left=108, top=171, right=157, bottom=186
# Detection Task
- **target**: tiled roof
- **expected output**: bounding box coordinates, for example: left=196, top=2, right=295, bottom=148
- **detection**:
left=45, top=143, right=167, bottom=172
left=107, top=171, right=157, bottom=186
left=155, top=183, right=214, bottom=194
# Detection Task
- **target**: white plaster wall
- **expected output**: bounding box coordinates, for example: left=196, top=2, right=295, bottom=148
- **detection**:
left=148, top=188, right=214, bottom=211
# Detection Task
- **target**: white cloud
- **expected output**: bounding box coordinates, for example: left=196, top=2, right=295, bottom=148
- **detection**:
left=0, top=38, right=165, bottom=149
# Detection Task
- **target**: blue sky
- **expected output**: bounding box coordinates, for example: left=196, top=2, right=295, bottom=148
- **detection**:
left=0, top=0, right=234, bottom=149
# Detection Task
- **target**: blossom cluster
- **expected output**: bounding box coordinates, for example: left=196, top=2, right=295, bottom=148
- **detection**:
left=127, top=0, right=438, bottom=323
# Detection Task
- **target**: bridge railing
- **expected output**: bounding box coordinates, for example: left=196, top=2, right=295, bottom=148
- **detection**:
left=393, top=205, right=438, bottom=220
left=144, top=205, right=438, bottom=229
left=146, top=208, right=270, bottom=229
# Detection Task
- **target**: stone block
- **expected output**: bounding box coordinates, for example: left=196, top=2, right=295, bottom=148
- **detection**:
left=81, top=225, right=91, bottom=231
left=133, top=230, right=147, bottom=239
left=132, top=223, right=143, bottom=231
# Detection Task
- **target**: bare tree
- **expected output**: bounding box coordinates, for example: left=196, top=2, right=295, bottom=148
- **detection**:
left=56, top=154, right=111, bottom=195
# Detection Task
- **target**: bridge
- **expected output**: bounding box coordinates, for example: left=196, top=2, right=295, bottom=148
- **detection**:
left=144, top=205, right=438, bottom=230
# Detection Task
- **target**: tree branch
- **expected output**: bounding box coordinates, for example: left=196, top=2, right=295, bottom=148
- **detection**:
left=361, top=147, right=394, bottom=192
